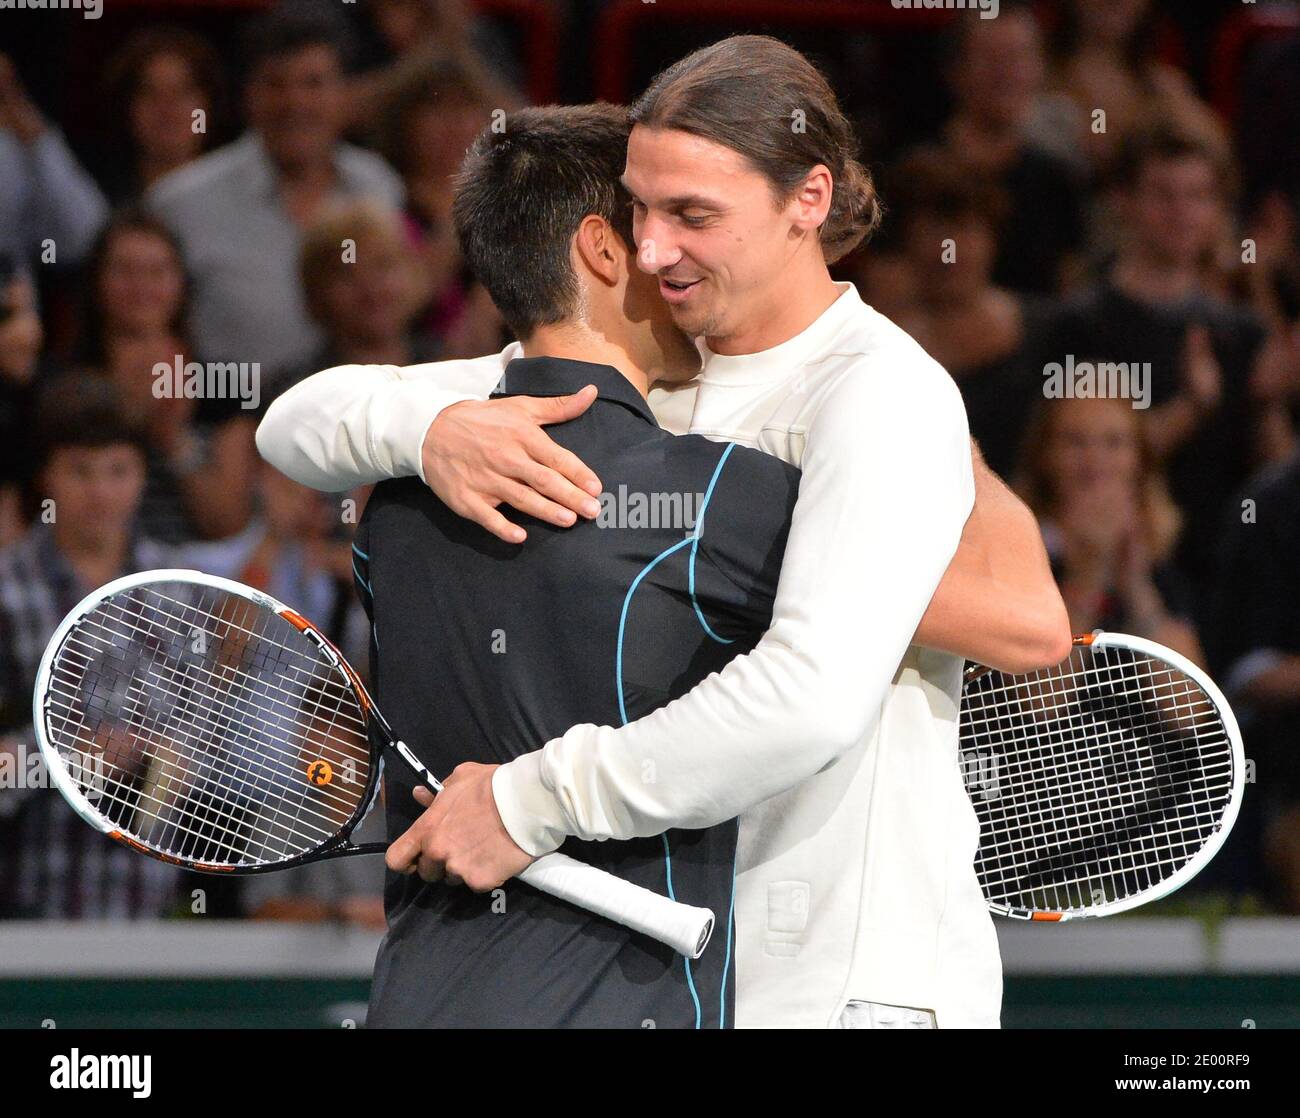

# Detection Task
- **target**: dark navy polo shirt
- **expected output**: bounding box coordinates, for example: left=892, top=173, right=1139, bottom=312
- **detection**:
left=353, top=356, right=799, bottom=1028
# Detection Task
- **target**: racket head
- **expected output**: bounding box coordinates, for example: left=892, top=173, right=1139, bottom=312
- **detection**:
left=960, top=630, right=1245, bottom=921
left=33, top=569, right=382, bottom=873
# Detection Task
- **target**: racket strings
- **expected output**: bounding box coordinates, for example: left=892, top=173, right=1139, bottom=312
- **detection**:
left=47, top=595, right=352, bottom=865
left=59, top=603, right=364, bottom=825
left=959, top=644, right=1235, bottom=915
left=43, top=582, right=374, bottom=867
left=62, top=614, right=365, bottom=809
left=94, top=591, right=369, bottom=741
left=61, top=585, right=366, bottom=863
left=116, top=586, right=372, bottom=860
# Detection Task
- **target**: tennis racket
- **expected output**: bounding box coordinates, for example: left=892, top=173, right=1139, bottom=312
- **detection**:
left=959, top=631, right=1245, bottom=921
left=32, top=569, right=715, bottom=958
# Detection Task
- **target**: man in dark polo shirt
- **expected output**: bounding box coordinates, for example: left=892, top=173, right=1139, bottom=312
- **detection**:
left=350, top=104, right=799, bottom=1027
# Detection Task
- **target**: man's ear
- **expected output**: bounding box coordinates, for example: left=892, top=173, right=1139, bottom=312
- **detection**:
left=788, top=164, right=834, bottom=234
left=573, top=215, right=621, bottom=287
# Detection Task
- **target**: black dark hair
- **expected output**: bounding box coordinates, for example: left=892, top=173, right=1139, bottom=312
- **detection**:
left=1048, top=0, right=1161, bottom=70
left=103, top=26, right=228, bottom=159
left=1110, top=115, right=1235, bottom=199
left=242, top=4, right=348, bottom=82
left=888, top=146, right=1010, bottom=234
left=33, top=376, right=148, bottom=473
left=451, top=102, right=635, bottom=339
left=75, top=207, right=193, bottom=368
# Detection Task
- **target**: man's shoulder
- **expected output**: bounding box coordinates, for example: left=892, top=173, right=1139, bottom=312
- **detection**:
left=664, top=431, right=801, bottom=489
left=661, top=436, right=800, bottom=554
left=814, top=303, right=966, bottom=415
left=336, top=143, right=404, bottom=203
left=147, top=137, right=255, bottom=213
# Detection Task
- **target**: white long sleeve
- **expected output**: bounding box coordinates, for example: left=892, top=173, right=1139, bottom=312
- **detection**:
left=491, top=353, right=974, bottom=855
left=255, top=346, right=520, bottom=490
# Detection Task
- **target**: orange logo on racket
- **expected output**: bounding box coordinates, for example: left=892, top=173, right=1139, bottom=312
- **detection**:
left=307, top=760, right=334, bottom=786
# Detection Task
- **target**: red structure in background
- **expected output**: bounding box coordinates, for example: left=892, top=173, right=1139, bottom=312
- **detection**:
left=1209, top=4, right=1300, bottom=124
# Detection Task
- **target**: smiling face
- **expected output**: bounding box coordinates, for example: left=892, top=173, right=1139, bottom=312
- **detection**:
left=98, top=228, right=186, bottom=337
left=1044, top=397, right=1142, bottom=495
left=623, top=125, right=809, bottom=348
left=131, top=51, right=209, bottom=165
left=1124, top=156, right=1222, bottom=268
left=44, top=444, right=147, bottom=550
left=245, top=44, right=347, bottom=170
left=605, top=226, right=702, bottom=385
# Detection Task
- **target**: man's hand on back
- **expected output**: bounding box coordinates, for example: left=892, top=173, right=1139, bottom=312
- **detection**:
left=424, top=388, right=605, bottom=543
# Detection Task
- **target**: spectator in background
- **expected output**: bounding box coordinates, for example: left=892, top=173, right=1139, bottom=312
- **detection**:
left=1208, top=450, right=1300, bottom=912
left=935, top=0, right=1087, bottom=295
left=0, top=378, right=186, bottom=919
left=0, top=53, right=108, bottom=275
left=1049, top=118, right=1294, bottom=596
left=347, top=0, right=519, bottom=129
left=1038, top=0, right=1225, bottom=180
left=1015, top=394, right=1201, bottom=665
left=99, top=27, right=227, bottom=205
left=275, top=201, right=436, bottom=400
left=147, top=7, right=403, bottom=381
left=221, top=460, right=364, bottom=659
left=217, top=461, right=382, bottom=930
left=77, top=210, right=257, bottom=544
left=0, top=263, right=43, bottom=546
left=888, top=149, right=1055, bottom=479
left=374, top=60, right=511, bottom=356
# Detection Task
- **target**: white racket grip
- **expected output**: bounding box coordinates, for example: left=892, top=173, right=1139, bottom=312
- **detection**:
left=519, top=852, right=715, bottom=959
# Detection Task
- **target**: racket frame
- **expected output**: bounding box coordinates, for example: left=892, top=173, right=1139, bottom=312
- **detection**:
left=960, top=630, right=1246, bottom=922
left=33, top=568, right=393, bottom=874
left=34, top=569, right=716, bottom=958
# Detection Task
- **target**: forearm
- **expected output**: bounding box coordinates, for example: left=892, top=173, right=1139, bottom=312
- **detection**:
left=916, top=442, right=1071, bottom=673
left=255, top=347, right=517, bottom=491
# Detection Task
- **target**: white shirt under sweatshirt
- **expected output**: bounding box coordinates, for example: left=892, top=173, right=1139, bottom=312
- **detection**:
left=256, top=282, right=1002, bottom=1027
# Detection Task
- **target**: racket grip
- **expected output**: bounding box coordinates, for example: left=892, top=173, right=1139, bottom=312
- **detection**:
left=518, top=852, right=715, bottom=959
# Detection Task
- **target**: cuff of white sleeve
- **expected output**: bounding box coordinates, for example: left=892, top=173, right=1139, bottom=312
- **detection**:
left=377, top=383, right=479, bottom=485
left=491, top=752, right=569, bottom=858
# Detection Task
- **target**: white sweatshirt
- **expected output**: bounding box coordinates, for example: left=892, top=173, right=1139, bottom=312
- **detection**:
left=257, top=283, right=1002, bottom=1027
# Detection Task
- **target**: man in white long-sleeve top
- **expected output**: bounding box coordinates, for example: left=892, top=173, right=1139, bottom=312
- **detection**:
left=258, top=37, right=1072, bottom=1028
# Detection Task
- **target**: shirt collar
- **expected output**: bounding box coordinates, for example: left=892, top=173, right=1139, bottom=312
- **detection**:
left=240, top=131, right=350, bottom=203
left=492, top=356, right=658, bottom=427
left=695, top=281, right=864, bottom=387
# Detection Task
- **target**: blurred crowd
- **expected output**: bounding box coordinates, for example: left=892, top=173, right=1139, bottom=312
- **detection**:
left=0, top=0, right=1297, bottom=924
